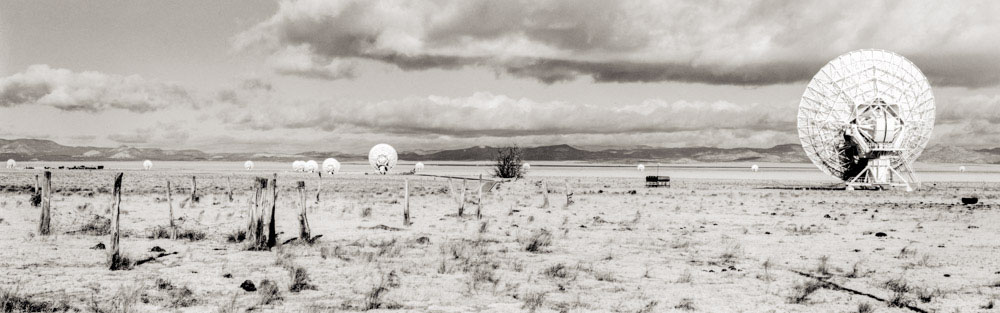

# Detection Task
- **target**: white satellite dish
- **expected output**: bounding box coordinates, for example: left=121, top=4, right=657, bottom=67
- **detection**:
left=751, top=164, right=759, bottom=172
left=523, top=163, right=530, bottom=170
left=6, top=159, right=15, bottom=169
left=292, top=160, right=305, bottom=172
left=244, top=160, right=255, bottom=170
left=637, top=164, right=645, bottom=172
left=322, top=158, right=341, bottom=174
left=143, top=160, right=153, bottom=170
left=415, top=162, right=425, bottom=172
left=304, top=160, right=319, bottom=173
left=798, top=49, right=934, bottom=191
left=959, top=166, right=967, bottom=173
left=368, top=144, right=398, bottom=174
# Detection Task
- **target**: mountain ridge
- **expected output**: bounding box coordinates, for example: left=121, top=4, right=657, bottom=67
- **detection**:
left=1, top=138, right=997, bottom=164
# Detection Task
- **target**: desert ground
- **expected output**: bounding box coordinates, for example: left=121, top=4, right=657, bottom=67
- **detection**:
left=1, top=162, right=999, bottom=312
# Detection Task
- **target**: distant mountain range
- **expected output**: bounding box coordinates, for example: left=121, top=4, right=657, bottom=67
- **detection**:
left=2, top=138, right=999, bottom=164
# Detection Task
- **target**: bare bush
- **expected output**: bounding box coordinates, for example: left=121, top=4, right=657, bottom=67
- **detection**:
left=492, top=146, right=524, bottom=179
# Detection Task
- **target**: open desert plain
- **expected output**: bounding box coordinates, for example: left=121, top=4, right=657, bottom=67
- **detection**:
left=2, top=162, right=999, bottom=313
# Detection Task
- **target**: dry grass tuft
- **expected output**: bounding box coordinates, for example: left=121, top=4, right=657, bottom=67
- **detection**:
left=520, top=291, right=546, bottom=313
left=1, top=287, right=72, bottom=312
left=788, top=279, right=824, bottom=304
left=520, top=229, right=553, bottom=253
left=674, top=298, right=695, bottom=311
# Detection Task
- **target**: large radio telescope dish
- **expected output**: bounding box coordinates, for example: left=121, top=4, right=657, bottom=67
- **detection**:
left=143, top=160, right=153, bottom=170
left=7, top=159, right=15, bottom=168
left=798, top=49, right=935, bottom=190
left=368, top=144, right=398, bottom=174
left=322, top=158, right=341, bottom=174
left=244, top=161, right=254, bottom=170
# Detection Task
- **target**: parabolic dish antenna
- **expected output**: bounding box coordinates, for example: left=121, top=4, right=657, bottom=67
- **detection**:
left=143, top=160, right=153, bottom=170
left=798, top=49, right=935, bottom=190
left=7, top=159, right=15, bottom=168
left=245, top=161, right=254, bottom=170
left=305, top=160, right=319, bottom=173
left=292, top=160, right=305, bottom=172
left=368, top=144, right=398, bottom=174
left=323, top=158, right=340, bottom=174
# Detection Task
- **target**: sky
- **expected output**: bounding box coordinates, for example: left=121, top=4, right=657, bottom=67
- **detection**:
left=1, top=0, right=999, bottom=154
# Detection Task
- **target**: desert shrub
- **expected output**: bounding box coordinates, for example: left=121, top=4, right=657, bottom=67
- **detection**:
left=109, top=253, right=133, bottom=271
left=675, top=270, right=693, bottom=283
left=362, top=271, right=400, bottom=311
left=1, top=288, right=72, bottom=312
left=149, top=226, right=205, bottom=241
left=520, top=291, right=546, bottom=313
left=360, top=207, right=372, bottom=218
left=70, top=214, right=111, bottom=235
left=492, top=146, right=524, bottom=179
left=256, top=280, right=281, bottom=306
left=915, top=287, right=938, bottom=303
left=289, top=267, right=317, bottom=292
left=789, top=280, right=824, bottom=304
left=542, top=263, right=574, bottom=280
left=675, top=298, right=695, bottom=311
left=520, top=229, right=553, bottom=253
left=816, top=255, right=831, bottom=275
left=856, top=302, right=873, bottom=313
left=226, top=229, right=246, bottom=243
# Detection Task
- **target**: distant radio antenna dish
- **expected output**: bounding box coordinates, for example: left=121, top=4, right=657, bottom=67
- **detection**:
left=637, top=164, right=645, bottom=172
left=414, top=162, right=425, bottom=172
left=245, top=161, right=255, bottom=170
left=7, top=159, right=15, bottom=169
left=798, top=49, right=935, bottom=191
left=751, top=164, right=759, bottom=172
left=323, top=158, right=340, bottom=174
left=304, top=160, right=318, bottom=173
left=143, top=160, right=153, bottom=170
left=292, top=160, right=305, bottom=172
left=368, top=144, right=398, bottom=174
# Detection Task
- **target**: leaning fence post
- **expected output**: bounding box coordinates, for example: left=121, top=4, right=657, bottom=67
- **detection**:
left=403, top=179, right=410, bottom=226
left=39, top=171, right=52, bottom=235
left=109, top=173, right=124, bottom=270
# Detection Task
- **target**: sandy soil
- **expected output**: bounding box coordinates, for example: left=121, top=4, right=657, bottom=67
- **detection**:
left=1, top=167, right=999, bottom=312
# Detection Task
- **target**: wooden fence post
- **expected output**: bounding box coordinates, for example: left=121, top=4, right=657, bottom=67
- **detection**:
left=247, top=177, right=265, bottom=245
left=403, top=179, right=410, bottom=226
left=39, top=171, right=52, bottom=235
left=564, top=179, right=574, bottom=208
left=227, top=176, right=233, bottom=203
left=265, top=174, right=277, bottom=249
left=167, top=180, right=176, bottom=239
left=540, top=180, right=549, bottom=209
left=32, top=174, right=40, bottom=207
left=109, top=173, right=124, bottom=270
left=297, top=181, right=311, bottom=240
left=476, top=175, right=484, bottom=219
left=189, top=176, right=197, bottom=207
left=315, top=172, right=322, bottom=205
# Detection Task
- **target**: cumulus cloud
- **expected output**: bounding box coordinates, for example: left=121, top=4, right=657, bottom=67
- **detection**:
left=236, top=0, right=1000, bottom=87
left=0, top=65, right=194, bottom=112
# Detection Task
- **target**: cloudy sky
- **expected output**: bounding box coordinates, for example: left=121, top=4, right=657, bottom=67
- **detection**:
left=1, top=0, right=999, bottom=154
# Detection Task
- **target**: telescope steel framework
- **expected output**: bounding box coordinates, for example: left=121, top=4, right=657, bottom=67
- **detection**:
left=797, top=49, right=935, bottom=190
